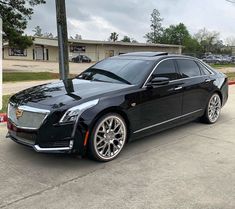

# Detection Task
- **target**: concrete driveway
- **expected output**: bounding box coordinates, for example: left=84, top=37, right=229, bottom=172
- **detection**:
left=0, top=86, right=235, bottom=209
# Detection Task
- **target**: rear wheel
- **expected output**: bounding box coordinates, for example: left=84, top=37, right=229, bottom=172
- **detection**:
left=202, top=93, right=221, bottom=124
left=88, top=113, right=127, bottom=162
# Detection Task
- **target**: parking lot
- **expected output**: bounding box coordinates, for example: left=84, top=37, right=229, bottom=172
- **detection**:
left=3, top=59, right=93, bottom=74
left=0, top=85, right=234, bottom=209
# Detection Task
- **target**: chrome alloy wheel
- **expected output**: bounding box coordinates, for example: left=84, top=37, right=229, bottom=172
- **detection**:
left=94, top=115, right=127, bottom=160
left=208, top=94, right=221, bottom=123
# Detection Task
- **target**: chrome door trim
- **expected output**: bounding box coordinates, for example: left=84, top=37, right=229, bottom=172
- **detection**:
left=133, top=109, right=203, bottom=134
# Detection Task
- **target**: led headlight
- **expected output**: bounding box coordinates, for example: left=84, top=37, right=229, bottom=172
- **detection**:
left=59, top=99, right=99, bottom=123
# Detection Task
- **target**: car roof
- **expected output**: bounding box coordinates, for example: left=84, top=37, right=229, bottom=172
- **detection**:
left=111, top=52, right=194, bottom=61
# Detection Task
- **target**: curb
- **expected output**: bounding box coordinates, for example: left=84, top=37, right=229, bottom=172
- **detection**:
left=0, top=114, right=7, bottom=124
left=229, top=80, right=235, bottom=85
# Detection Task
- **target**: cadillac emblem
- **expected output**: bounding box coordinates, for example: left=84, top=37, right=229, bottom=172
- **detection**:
left=15, top=108, right=24, bottom=119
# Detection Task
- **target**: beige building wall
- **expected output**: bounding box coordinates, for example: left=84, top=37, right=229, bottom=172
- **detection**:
left=3, top=41, right=182, bottom=62
left=46, top=46, right=58, bottom=61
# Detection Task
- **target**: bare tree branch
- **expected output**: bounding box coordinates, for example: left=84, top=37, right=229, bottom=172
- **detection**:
left=226, top=0, right=235, bottom=3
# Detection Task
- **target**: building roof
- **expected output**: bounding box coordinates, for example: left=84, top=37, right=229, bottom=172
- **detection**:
left=32, top=36, right=182, bottom=49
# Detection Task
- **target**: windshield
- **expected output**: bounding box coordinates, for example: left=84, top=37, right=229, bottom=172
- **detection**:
left=77, top=58, right=154, bottom=85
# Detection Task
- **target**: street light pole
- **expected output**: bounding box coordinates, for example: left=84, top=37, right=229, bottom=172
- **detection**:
left=55, top=0, right=69, bottom=81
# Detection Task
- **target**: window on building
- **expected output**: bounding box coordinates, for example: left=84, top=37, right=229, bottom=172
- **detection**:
left=70, top=45, right=86, bottom=53
left=9, top=48, right=27, bottom=56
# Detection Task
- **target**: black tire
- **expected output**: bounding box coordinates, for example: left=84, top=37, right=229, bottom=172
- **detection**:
left=88, top=113, right=127, bottom=162
left=201, top=93, right=221, bottom=124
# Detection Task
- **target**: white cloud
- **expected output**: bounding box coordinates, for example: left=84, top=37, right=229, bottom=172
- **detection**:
left=25, top=0, right=235, bottom=43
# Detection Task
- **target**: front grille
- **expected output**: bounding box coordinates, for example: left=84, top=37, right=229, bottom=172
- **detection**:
left=8, top=103, right=50, bottom=129
left=9, top=130, right=37, bottom=145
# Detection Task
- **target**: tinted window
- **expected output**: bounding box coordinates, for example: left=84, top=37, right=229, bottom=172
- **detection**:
left=153, top=60, right=178, bottom=80
left=197, top=62, right=211, bottom=75
left=177, top=59, right=201, bottom=78
left=78, top=58, right=154, bottom=85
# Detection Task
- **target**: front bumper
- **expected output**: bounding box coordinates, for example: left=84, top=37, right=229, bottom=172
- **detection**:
left=6, top=131, right=74, bottom=153
left=6, top=119, right=78, bottom=154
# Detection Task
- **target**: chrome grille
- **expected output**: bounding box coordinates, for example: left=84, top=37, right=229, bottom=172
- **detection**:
left=8, top=103, right=50, bottom=129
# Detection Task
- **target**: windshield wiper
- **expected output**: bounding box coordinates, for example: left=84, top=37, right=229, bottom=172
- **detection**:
left=78, top=68, right=131, bottom=85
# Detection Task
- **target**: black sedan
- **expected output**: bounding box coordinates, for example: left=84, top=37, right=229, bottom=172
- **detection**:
left=72, top=55, right=91, bottom=63
left=7, top=52, right=228, bottom=162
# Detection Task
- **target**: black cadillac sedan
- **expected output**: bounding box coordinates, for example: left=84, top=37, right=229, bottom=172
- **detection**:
left=7, top=52, right=228, bottom=162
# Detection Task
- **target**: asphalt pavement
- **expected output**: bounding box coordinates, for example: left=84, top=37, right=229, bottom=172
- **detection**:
left=0, top=86, right=235, bottom=209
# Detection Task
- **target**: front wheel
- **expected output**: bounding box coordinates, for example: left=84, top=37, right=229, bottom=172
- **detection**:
left=88, top=113, right=127, bottom=162
left=202, top=93, right=221, bottom=124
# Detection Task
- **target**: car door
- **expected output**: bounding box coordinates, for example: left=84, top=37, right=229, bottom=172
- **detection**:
left=133, top=59, right=183, bottom=133
left=175, top=58, right=210, bottom=115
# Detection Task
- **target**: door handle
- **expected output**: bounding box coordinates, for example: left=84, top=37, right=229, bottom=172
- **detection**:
left=205, top=79, right=211, bottom=83
left=174, top=86, right=183, bottom=91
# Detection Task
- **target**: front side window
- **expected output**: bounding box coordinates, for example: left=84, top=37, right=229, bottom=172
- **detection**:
left=176, top=59, right=201, bottom=78
left=153, top=59, right=178, bottom=80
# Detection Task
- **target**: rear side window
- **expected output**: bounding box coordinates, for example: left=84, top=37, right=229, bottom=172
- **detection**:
left=153, top=59, right=178, bottom=80
left=197, top=62, right=212, bottom=75
left=177, top=59, right=201, bottom=78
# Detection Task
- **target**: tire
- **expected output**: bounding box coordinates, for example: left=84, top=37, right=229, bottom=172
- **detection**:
left=201, top=93, right=221, bottom=124
left=88, top=113, right=127, bottom=162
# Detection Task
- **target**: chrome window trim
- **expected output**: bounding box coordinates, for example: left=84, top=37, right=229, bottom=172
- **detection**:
left=8, top=103, right=50, bottom=130
left=142, top=57, right=215, bottom=88
left=133, top=109, right=203, bottom=134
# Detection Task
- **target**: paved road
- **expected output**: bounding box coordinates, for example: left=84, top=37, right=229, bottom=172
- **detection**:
left=0, top=86, right=235, bottom=209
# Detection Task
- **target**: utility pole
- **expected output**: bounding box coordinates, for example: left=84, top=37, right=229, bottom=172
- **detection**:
left=55, top=0, right=69, bottom=81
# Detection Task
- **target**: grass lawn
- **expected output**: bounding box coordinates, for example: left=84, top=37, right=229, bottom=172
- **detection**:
left=3, top=72, right=60, bottom=83
left=3, top=72, right=77, bottom=83
left=1, top=95, right=11, bottom=113
left=210, top=63, right=235, bottom=69
left=225, top=72, right=235, bottom=81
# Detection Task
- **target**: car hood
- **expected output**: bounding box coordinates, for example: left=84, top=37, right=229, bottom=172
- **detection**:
left=10, top=79, right=135, bottom=109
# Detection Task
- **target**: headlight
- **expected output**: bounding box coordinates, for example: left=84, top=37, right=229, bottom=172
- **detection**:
left=59, top=99, right=99, bottom=123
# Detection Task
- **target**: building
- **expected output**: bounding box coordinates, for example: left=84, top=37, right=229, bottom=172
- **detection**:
left=3, top=37, right=182, bottom=62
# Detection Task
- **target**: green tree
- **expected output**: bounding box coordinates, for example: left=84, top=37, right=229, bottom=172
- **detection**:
left=109, top=32, right=119, bottom=42
left=144, top=9, right=164, bottom=43
left=0, top=0, right=46, bottom=48
left=161, top=23, right=190, bottom=45
left=183, top=37, right=203, bottom=57
left=33, top=25, right=43, bottom=37
left=121, top=35, right=131, bottom=42
left=131, top=39, right=138, bottom=43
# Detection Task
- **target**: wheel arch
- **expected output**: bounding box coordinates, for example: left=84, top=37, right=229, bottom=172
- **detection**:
left=213, top=90, right=223, bottom=105
left=89, top=107, right=132, bottom=143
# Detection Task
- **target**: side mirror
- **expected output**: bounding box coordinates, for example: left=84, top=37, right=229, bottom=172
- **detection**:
left=146, top=77, right=170, bottom=88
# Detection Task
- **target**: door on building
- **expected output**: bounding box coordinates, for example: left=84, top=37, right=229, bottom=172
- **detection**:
left=105, top=50, right=114, bottom=58
left=35, top=46, right=44, bottom=60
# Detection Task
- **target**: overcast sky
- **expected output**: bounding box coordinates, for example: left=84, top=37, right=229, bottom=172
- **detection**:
left=25, top=0, right=235, bottom=43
